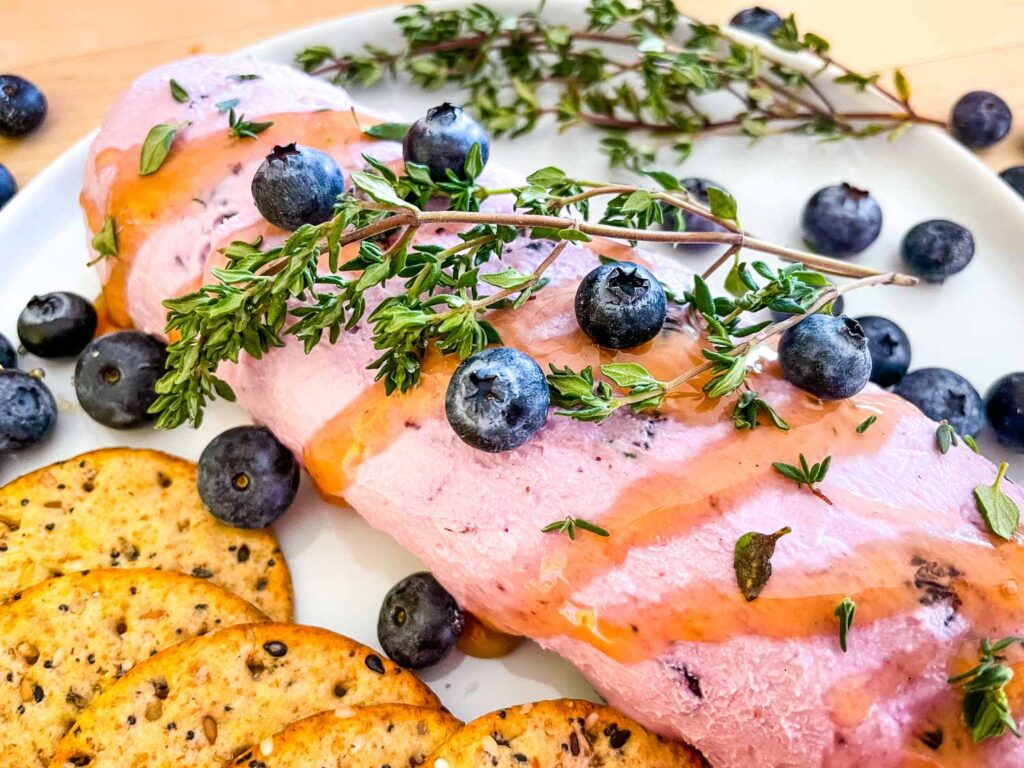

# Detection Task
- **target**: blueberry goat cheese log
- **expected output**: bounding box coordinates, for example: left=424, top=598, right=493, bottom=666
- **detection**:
left=81, top=56, right=1024, bottom=767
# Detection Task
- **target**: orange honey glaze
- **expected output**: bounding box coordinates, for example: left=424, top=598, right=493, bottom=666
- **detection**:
left=82, top=109, right=377, bottom=329
left=86, top=108, right=1024, bottom=760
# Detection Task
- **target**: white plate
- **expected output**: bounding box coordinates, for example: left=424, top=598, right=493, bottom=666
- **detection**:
left=1, top=0, right=1022, bottom=723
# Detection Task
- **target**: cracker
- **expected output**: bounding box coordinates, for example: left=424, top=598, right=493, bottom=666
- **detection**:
left=0, top=568, right=265, bottom=766
left=425, top=699, right=708, bottom=767
left=231, top=704, right=461, bottom=767
left=50, top=622, right=440, bottom=767
left=0, top=448, right=293, bottom=620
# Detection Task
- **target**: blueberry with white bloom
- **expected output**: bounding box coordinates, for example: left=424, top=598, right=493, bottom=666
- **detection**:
left=801, top=183, right=882, bottom=257
left=855, top=316, right=911, bottom=388
left=445, top=347, right=549, bottom=453
left=575, top=262, right=666, bottom=349
left=403, top=103, right=490, bottom=182
left=986, top=373, right=1024, bottom=452
left=894, top=368, right=985, bottom=436
left=251, top=143, right=346, bottom=231
left=900, top=220, right=975, bottom=283
left=0, top=369, right=57, bottom=451
left=730, top=7, right=784, bottom=37
left=0, top=75, right=47, bottom=137
left=778, top=314, right=872, bottom=400
left=950, top=91, right=1012, bottom=149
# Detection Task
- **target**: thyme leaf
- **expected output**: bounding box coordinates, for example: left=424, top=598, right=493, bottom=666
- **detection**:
left=227, top=109, right=273, bottom=140
left=734, top=527, right=791, bottom=602
left=139, top=122, right=188, bottom=176
left=541, top=516, right=610, bottom=541
left=88, top=217, right=118, bottom=265
left=834, top=597, right=856, bottom=652
left=948, top=636, right=1024, bottom=743
left=856, top=415, right=877, bottom=434
left=169, top=79, right=189, bottom=103
left=974, top=462, right=1020, bottom=541
left=772, top=453, right=832, bottom=504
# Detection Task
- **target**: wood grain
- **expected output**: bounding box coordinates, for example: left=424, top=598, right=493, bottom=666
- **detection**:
left=2, top=0, right=1022, bottom=186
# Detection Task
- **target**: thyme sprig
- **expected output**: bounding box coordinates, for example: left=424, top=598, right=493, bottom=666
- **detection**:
left=297, top=0, right=944, bottom=169
left=772, top=452, right=833, bottom=504
left=541, top=516, right=610, bottom=540
left=151, top=155, right=912, bottom=430
left=948, top=636, right=1024, bottom=743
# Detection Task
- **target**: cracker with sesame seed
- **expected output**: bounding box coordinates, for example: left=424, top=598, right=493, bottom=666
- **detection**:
left=230, top=704, right=460, bottom=768
left=50, top=623, right=441, bottom=768
left=0, top=568, right=265, bottom=767
left=0, top=448, right=293, bottom=620
left=425, top=699, right=708, bottom=767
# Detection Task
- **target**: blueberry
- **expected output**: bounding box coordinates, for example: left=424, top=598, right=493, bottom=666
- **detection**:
left=251, top=143, right=346, bottom=231
left=378, top=572, right=464, bottom=669
left=0, top=75, right=47, bottom=137
left=74, top=332, right=167, bottom=429
left=197, top=426, right=300, bottom=529
left=0, top=369, right=57, bottom=451
left=778, top=314, right=872, bottom=400
left=575, top=262, right=666, bottom=349
left=1000, top=166, right=1024, bottom=199
left=445, top=347, right=549, bottom=453
left=854, top=316, right=911, bottom=388
left=986, top=373, right=1024, bottom=451
left=770, top=295, right=844, bottom=324
left=0, top=333, right=16, bottom=369
left=17, top=292, right=98, bottom=358
left=950, top=91, right=1012, bottom=149
left=802, top=183, right=883, bottom=257
left=660, top=178, right=730, bottom=244
left=403, top=103, right=490, bottom=182
left=900, top=220, right=974, bottom=283
left=893, top=368, right=985, bottom=436
left=730, top=7, right=784, bottom=37
left=0, top=163, right=16, bottom=210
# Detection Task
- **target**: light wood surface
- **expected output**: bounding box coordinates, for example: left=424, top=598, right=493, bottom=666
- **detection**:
left=2, top=0, right=1023, bottom=186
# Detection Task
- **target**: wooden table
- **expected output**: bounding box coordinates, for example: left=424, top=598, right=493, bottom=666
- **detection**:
left=3, top=0, right=1023, bottom=186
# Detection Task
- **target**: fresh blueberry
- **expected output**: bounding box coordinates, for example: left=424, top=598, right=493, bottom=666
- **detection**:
left=0, top=163, right=16, bottom=210
left=950, top=91, right=1012, bottom=149
left=0, top=369, right=57, bottom=451
left=251, top=143, right=346, bottom=231
left=198, top=426, right=300, bottom=529
left=660, top=178, right=730, bottom=245
left=986, top=373, right=1024, bottom=451
left=378, top=572, right=465, bottom=669
left=900, top=219, right=974, bottom=283
left=1000, top=166, right=1024, bottom=199
left=74, top=332, right=168, bottom=429
left=802, top=183, right=883, bottom=257
left=730, top=7, right=784, bottom=37
left=575, top=262, right=666, bottom=349
left=894, top=368, right=985, bottom=436
left=0, top=333, right=16, bottom=369
left=0, top=75, right=47, bottom=137
left=403, top=103, right=490, bottom=182
left=854, top=316, right=911, bottom=388
left=445, top=347, right=549, bottom=453
left=17, top=292, right=98, bottom=358
left=778, top=314, right=872, bottom=400
left=770, top=295, right=844, bottom=324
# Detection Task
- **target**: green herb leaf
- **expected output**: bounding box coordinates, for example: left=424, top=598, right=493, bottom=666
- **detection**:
left=169, top=79, right=189, bottom=103
left=894, top=69, right=911, bottom=103
left=734, top=527, right=791, bottom=602
left=856, top=415, right=877, bottom=434
left=834, top=597, right=856, bottom=652
left=351, top=172, right=418, bottom=210
left=542, top=516, right=610, bottom=541
left=600, top=362, right=655, bottom=389
left=949, top=636, right=1024, bottom=743
left=732, top=390, right=790, bottom=431
left=772, top=453, right=832, bottom=503
left=139, top=123, right=184, bottom=176
left=937, top=421, right=958, bottom=454
left=363, top=122, right=411, bottom=141
left=89, top=216, right=118, bottom=262
left=965, top=435, right=981, bottom=454
left=229, top=73, right=261, bottom=81
left=216, top=98, right=240, bottom=113
left=227, top=109, right=273, bottom=140
left=974, top=462, right=1021, bottom=541
left=706, top=186, right=738, bottom=223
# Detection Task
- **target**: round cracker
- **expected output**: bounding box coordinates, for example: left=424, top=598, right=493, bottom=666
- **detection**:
left=0, top=568, right=265, bottom=766
left=51, top=622, right=440, bottom=767
left=0, top=448, right=293, bottom=620
left=425, top=699, right=708, bottom=767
